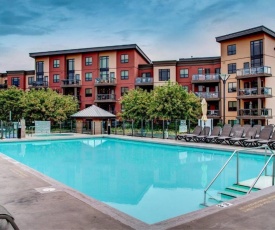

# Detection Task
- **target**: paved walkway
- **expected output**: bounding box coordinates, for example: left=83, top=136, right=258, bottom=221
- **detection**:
left=1, top=134, right=275, bottom=229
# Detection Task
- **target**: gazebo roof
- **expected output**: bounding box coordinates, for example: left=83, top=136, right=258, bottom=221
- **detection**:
left=71, top=105, right=116, bottom=118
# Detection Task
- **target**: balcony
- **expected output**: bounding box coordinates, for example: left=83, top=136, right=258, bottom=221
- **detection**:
left=95, top=77, right=116, bottom=86
left=191, top=74, right=220, bottom=83
left=29, top=81, right=48, bottom=89
left=237, top=87, right=272, bottom=99
left=194, top=91, right=220, bottom=100
left=61, top=79, right=81, bottom=88
left=135, top=77, right=153, bottom=86
left=236, top=66, right=272, bottom=79
left=237, top=108, right=272, bottom=119
left=207, top=110, right=221, bottom=118
left=94, top=94, right=116, bottom=103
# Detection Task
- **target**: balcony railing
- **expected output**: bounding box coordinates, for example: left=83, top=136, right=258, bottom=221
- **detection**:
left=194, top=91, right=220, bottom=99
left=135, top=77, right=153, bottom=84
left=238, top=108, right=272, bottom=117
left=236, top=66, right=271, bottom=77
left=95, top=77, right=116, bottom=84
left=0, top=84, right=7, bottom=89
left=96, top=94, right=116, bottom=101
left=61, top=79, right=81, bottom=87
left=238, top=87, right=272, bottom=97
left=192, top=74, right=220, bottom=81
left=29, top=81, right=48, bottom=88
left=207, top=110, right=220, bottom=116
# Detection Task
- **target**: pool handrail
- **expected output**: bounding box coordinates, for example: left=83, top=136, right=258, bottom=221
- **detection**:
left=203, top=145, right=274, bottom=206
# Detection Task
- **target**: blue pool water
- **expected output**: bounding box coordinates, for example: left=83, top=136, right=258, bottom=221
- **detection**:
left=0, top=138, right=269, bottom=224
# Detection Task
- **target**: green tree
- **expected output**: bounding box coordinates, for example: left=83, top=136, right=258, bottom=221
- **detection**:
left=119, top=88, right=151, bottom=120
left=22, top=89, right=78, bottom=122
left=0, top=86, right=25, bottom=121
left=148, top=81, right=201, bottom=121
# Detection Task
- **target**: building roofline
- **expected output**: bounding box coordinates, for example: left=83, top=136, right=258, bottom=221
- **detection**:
left=29, top=44, right=152, bottom=64
left=152, top=60, right=177, bottom=66
left=179, top=56, right=221, bottom=61
left=6, top=70, right=35, bottom=75
left=216, top=26, right=275, bottom=42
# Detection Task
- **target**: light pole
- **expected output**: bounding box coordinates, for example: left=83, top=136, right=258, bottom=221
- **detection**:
left=219, top=74, right=230, bottom=125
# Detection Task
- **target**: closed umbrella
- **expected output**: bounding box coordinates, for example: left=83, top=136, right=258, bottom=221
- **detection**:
left=201, top=98, right=208, bottom=135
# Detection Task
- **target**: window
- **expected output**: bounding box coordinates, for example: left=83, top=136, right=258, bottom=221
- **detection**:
left=182, top=86, right=188, bottom=91
left=228, top=101, right=237, bottom=111
left=85, top=57, right=92, bottom=66
left=180, top=69, right=188, bottom=78
left=198, top=68, right=203, bottom=74
left=227, top=44, right=236, bottom=55
left=251, top=40, right=263, bottom=67
left=244, top=62, right=250, bottom=69
left=12, top=77, right=20, bottom=87
left=141, top=72, right=151, bottom=78
left=228, top=82, right=237, bottom=92
left=205, top=68, right=210, bottom=74
left=159, top=69, right=170, bottom=81
left=85, top=88, right=92, bottom=97
left=215, top=68, right=221, bottom=74
left=67, top=59, right=75, bottom=80
left=121, top=54, right=129, bottom=63
left=36, top=61, right=44, bottom=73
left=53, top=60, right=60, bottom=68
left=28, top=77, right=34, bottom=85
left=121, top=70, right=129, bottom=80
left=228, top=63, right=236, bottom=74
left=100, top=56, right=109, bottom=69
left=121, top=87, right=129, bottom=96
left=53, top=74, right=60, bottom=83
left=85, top=72, right=92, bottom=81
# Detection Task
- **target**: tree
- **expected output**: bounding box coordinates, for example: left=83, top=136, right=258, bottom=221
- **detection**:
left=119, top=88, right=151, bottom=120
left=0, top=86, right=25, bottom=121
left=148, top=81, right=201, bottom=121
left=22, top=89, right=78, bottom=122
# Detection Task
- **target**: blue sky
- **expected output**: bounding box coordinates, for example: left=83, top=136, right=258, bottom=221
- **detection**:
left=1, top=0, right=275, bottom=72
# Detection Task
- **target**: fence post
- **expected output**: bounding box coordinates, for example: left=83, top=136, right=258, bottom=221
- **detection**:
left=151, top=120, right=153, bottom=138
left=123, top=120, right=125, bottom=136
left=175, top=120, right=178, bottom=139
left=131, top=120, right=134, bottom=136
left=0, top=120, right=3, bottom=139
left=162, top=120, right=165, bottom=139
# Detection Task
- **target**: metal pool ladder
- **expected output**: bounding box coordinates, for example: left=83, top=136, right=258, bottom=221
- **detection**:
left=202, top=145, right=275, bottom=207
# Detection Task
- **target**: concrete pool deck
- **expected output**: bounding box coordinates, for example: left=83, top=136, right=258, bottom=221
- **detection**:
left=1, top=134, right=275, bottom=229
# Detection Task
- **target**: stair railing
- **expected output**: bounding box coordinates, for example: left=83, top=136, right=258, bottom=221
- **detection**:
left=203, top=145, right=274, bottom=206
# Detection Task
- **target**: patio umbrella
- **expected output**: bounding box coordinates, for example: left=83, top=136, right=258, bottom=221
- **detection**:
left=201, top=98, right=208, bottom=136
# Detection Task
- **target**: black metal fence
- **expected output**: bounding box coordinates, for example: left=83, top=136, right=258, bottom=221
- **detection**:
left=109, top=119, right=197, bottom=139
left=0, top=121, right=19, bottom=139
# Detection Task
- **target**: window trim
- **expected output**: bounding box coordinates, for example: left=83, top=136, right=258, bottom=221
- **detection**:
left=121, top=87, right=129, bottom=96
left=159, top=69, right=170, bottom=81
left=85, top=72, right=92, bottom=81
left=85, top=88, right=92, bottom=97
left=85, top=57, right=92, bottom=66
left=53, top=59, right=60, bottom=68
left=180, top=68, right=188, bottom=78
left=228, top=63, right=236, bottom=74
left=53, top=74, right=60, bottom=83
left=228, top=82, right=237, bottom=93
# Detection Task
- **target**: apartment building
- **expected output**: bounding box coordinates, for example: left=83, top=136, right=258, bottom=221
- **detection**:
left=216, top=26, right=275, bottom=125
left=1, top=25, right=274, bottom=125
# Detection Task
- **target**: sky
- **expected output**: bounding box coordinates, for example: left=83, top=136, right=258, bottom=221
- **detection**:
left=1, top=0, right=275, bottom=72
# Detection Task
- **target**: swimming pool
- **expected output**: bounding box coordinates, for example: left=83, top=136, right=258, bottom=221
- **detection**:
left=0, top=138, right=270, bottom=224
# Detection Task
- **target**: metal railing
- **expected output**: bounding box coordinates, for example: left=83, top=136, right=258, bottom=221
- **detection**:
left=96, top=94, right=116, bottom=100
left=194, top=91, right=220, bottom=98
left=61, top=79, right=81, bottom=86
left=236, top=66, right=271, bottom=76
left=207, top=110, right=220, bottom=116
left=238, top=87, right=272, bottom=96
left=203, top=145, right=274, bottom=206
left=95, top=77, right=116, bottom=84
left=135, top=77, right=153, bottom=84
left=192, top=74, right=220, bottom=81
left=238, top=108, right=272, bottom=117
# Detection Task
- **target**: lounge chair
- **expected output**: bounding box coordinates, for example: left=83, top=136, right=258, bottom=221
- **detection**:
left=205, top=124, right=231, bottom=143
left=253, top=124, right=262, bottom=138
left=258, top=130, right=275, bottom=146
left=227, top=126, right=258, bottom=146
left=243, top=127, right=273, bottom=147
left=193, top=126, right=211, bottom=142
left=216, top=125, right=244, bottom=144
left=0, top=205, right=19, bottom=230
left=177, top=125, right=202, bottom=142
left=198, top=126, right=221, bottom=143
